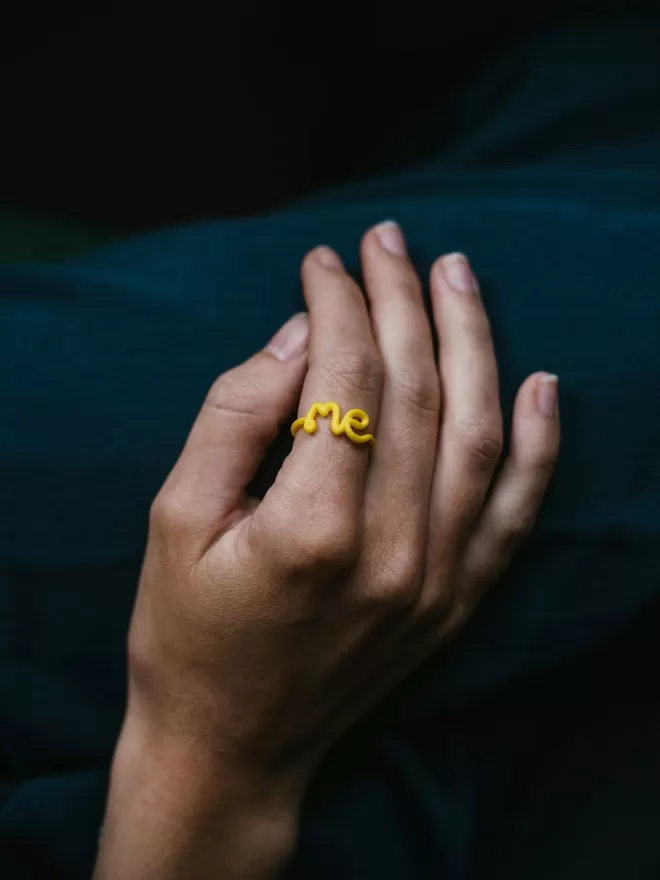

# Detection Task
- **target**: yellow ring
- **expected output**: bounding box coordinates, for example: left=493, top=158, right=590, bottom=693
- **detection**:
left=291, top=402, right=375, bottom=445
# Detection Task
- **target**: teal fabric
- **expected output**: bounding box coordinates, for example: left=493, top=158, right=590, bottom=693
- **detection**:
left=0, top=213, right=105, bottom=264
left=480, top=698, right=660, bottom=879
left=2, top=15, right=660, bottom=879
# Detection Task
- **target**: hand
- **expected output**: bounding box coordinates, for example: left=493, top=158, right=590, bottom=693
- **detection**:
left=95, top=222, right=560, bottom=879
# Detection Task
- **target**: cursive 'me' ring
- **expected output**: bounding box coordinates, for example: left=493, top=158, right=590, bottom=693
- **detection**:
left=291, top=402, right=376, bottom=446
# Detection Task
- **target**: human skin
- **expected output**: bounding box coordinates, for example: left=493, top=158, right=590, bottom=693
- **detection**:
left=94, top=221, right=560, bottom=879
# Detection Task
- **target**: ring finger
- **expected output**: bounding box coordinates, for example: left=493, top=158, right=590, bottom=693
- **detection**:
left=426, top=253, right=503, bottom=600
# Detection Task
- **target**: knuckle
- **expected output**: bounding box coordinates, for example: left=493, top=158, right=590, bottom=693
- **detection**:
left=149, top=489, right=194, bottom=538
left=205, top=371, right=279, bottom=440
left=300, top=530, right=359, bottom=571
left=206, top=370, right=269, bottom=418
left=431, top=583, right=455, bottom=621
left=207, top=370, right=255, bottom=412
left=529, top=445, right=560, bottom=474
left=415, top=580, right=455, bottom=624
left=367, top=546, right=423, bottom=609
left=322, top=349, right=383, bottom=396
left=392, top=369, right=439, bottom=418
left=149, top=491, right=171, bottom=530
left=457, top=417, right=503, bottom=466
left=283, top=511, right=360, bottom=573
left=501, top=508, right=537, bottom=543
left=460, top=311, right=493, bottom=345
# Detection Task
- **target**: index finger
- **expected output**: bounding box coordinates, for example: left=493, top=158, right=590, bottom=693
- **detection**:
left=276, top=247, right=383, bottom=513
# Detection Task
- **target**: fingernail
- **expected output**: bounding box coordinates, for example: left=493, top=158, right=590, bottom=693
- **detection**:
left=537, top=374, right=559, bottom=417
left=315, top=247, right=344, bottom=270
left=266, top=313, right=310, bottom=361
left=442, top=253, right=476, bottom=293
left=375, top=220, right=407, bottom=258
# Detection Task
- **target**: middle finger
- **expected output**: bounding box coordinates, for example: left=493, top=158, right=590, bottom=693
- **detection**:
left=360, top=222, right=440, bottom=593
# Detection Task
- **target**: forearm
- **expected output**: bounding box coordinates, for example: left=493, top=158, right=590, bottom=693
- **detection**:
left=94, top=712, right=299, bottom=880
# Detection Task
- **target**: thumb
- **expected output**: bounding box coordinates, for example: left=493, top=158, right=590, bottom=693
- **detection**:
left=158, top=313, right=309, bottom=536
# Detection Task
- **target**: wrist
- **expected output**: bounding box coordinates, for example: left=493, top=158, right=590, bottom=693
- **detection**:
left=95, top=709, right=301, bottom=879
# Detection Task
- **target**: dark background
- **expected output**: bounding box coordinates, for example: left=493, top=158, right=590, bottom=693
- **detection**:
left=0, top=3, right=618, bottom=234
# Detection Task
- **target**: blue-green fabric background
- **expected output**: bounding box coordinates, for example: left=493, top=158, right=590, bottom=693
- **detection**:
left=1, top=15, right=660, bottom=879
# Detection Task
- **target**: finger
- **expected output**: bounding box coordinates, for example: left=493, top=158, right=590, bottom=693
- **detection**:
left=428, top=254, right=503, bottom=576
left=276, top=246, right=382, bottom=514
left=153, top=313, right=309, bottom=540
left=452, top=372, right=560, bottom=622
left=359, top=222, right=440, bottom=592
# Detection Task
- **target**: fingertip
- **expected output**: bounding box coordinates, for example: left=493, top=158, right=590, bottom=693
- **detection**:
left=432, top=252, right=478, bottom=296
left=514, top=372, right=560, bottom=420
left=303, top=246, right=344, bottom=273
left=510, top=372, right=561, bottom=469
left=265, top=313, right=310, bottom=362
left=430, top=255, right=446, bottom=295
left=363, top=220, right=408, bottom=259
left=536, top=373, right=559, bottom=419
